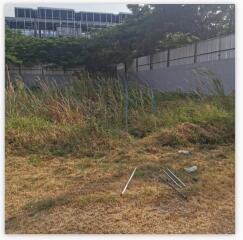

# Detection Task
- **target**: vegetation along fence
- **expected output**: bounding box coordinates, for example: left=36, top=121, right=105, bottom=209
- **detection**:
left=6, top=65, right=83, bottom=86
left=117, top=34, right=235, bottom=73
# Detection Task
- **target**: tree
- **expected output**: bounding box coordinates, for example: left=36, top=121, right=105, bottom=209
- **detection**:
left=5, top=4, right=235, bottom=71
left=87, top=4, right=235, bottom=66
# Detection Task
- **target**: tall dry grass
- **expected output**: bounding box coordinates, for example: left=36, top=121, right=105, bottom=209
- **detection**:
left=6, top=71, right=234, bottom=156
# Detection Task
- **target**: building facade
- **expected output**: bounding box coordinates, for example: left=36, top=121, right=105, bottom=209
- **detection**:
left=5, top=7, right=128, bottom=37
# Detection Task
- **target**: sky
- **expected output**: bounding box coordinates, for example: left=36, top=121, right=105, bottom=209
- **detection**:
left=4, top=3, right=131, bottom=17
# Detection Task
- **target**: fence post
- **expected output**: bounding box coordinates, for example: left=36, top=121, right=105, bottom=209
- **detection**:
left=151, top=89, right=157, bottom=113
left=167, top=49, right=170, bottom=67
left=136, top=58, right=138, bottom=72
left=150, top=55, right=153, bottom=70
left=194, top=42, right=198, bottom=64
left=124, top=63, right=128, bottom=131
left=218, top=36, right=222, bottom=60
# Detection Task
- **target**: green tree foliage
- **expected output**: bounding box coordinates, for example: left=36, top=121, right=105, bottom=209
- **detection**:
left=5, top=29, right=89, bottom=68
left=5, top=29, right=24, bottom=64
left=5, top=4, right=234, bottom=71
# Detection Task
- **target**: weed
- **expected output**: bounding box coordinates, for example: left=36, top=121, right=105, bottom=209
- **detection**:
left=28, top=155, right=41, bottom=166
left=24, top=195, right=71, bottom=216
left=24, top=198, right=55, bottom=215
left=134, top=169, right=145, bottom=178
left=79, top=193, right=119, bottom=207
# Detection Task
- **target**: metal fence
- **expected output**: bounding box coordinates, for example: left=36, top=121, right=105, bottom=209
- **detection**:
left=7, top=65, right=81, bottom=76
left=117, top=34, right=235, bottom=73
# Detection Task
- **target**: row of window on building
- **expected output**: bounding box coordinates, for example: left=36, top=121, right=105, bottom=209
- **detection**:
left=6, top=20, right=101, bottom=32
left=14, top=8, right=127, bottom=23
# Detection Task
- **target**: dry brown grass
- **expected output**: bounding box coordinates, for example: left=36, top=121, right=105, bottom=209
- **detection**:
left=5, top=72, right=235, bottom=233
left=141, top=122, right=226, bottom=147
left=5, top=140, right=234, bottom=233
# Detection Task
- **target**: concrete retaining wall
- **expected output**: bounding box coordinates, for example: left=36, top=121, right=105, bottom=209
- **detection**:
left=7, top=65, right=82, bottom=87
left=118, top=59, right=235, bottom=95
left=117, top=34, right=235, bottom=95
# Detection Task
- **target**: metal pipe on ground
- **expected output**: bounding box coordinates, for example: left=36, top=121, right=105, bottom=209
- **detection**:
left=121, top=167, right=137, bottom=196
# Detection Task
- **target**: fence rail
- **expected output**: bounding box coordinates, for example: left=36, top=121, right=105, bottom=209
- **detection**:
left=117, top=34, right=235, bottom=73
left=7, top=65, right=82, bottom=76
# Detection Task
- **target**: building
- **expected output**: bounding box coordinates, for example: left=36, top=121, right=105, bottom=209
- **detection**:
left=5, top=7, right=128, bottom=37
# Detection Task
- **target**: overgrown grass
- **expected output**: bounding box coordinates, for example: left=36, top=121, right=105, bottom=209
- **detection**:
left=6, top=71, right=234, bottom=156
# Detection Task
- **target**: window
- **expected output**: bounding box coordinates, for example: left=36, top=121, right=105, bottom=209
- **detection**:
left=31, top=10, right=37, bottom=18
left=12, top=21, right=17, bottom=28
left=16, top=9, right=25, bottom=18
left=115, top=15, right=119, bottom=23
left=25, top=9, right=31, bottom=18
left=82, top=13, right=87, bottom=21
left=67, top=11, right=73, bottom=20
left=94, top=13, right=100, bottom=22
left=61, top=22, right=68, bottom=28
left=101, top=14, right=106, bottom=22
left=38, top=9, right=45, bottom=19
left=53, top=10, right=60, bottom=19
left=38, top=22, right=45, bottom=30
left=81, top=24, right=87, bottom=32
left=60, top=10, right=67, bottom=20
left=68, top=22, right=74, bottom=28
left=25, top=21, right=32, bottom=28
left=46, top=9, right=52, bottom=19
left=54, top=22, right=61, bottom=28
left=112, top=14, right=116, bottom=23
left=87, top=13, right=93, bottom=21
left=17, top=21, right=24, bottom=29
left=46, top=22, right=53, bottom=30
left=9, top=21, right=17, bottom=28
left=107, top=14, right=111, bottom=22
left=6, top=21, right=10, bottom=28
left=75, top=13, right=81, bottom=21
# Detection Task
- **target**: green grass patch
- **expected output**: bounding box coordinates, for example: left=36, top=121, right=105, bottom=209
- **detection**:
left=28, top=155, right=41, bottom=166
left=79, top=193, right=119, bottom=207
left=24, top=195, right=71, bottom=216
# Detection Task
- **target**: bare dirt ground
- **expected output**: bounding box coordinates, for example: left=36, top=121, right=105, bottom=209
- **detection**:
left=5, top=142, right=234, bottom=233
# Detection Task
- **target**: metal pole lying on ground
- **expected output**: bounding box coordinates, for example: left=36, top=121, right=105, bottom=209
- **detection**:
left=162, top=169, right=182, bottom=188
left=159, top=175, right=188, bottom=201
left=166, top=168, right=186, bottom=187
left=121, top=167, right=137, bottom=195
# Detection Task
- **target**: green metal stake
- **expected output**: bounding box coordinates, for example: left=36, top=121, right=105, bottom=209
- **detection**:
left=123, top=65, right=129, bottom=131
left=151, top=88, right=157, bottom=129
left=151, top=89, right=157, bottom=113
